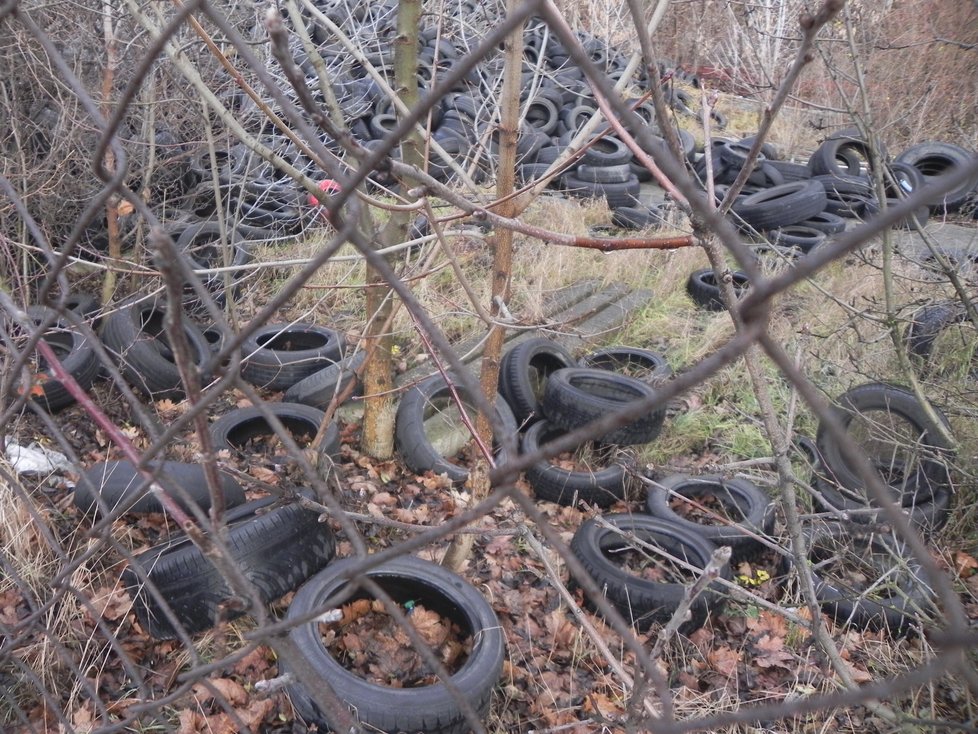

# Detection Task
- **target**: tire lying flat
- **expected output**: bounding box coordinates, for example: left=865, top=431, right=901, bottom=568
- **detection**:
left=74, top=460, right=246, bottom=516
left=283, top=556, right=505, bottom=734
left=570, top=514, right=730, bottom=634
left=541, top=368, right=665, bottom=446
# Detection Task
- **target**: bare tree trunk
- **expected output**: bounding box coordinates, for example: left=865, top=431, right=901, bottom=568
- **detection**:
left=361, top=0, right=423, bottom=459
left=442, top=0, right=522, bottom=571
left=100, top=0, right=119, bottom=306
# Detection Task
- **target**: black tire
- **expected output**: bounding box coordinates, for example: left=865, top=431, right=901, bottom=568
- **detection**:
left=797, top=211, right=846, bottom=235
left=283, top=351, right=367, bottom=409
left=395, top=374, right=519, bottom=484
left=808, top=134, right=875, bottom=177
left=815, top=383, right=954, bottom=504
left=719, top=141, right=762, bottom=168
left=731, top=180, right=828, bottom=230
left=541, top=367, right=665, bottom=446
left=282, top=556, right=504, bottom=734
left=174, top=220, right=254, bottom=312
left=22, top=306, right=99, bottom=411
left=581, top=136, right=631, bottom=167
left=175, top=220, right=251, bottom=273
left=569, top=514, right=730, bottom=633
left=122, top=495, right=337, bottom=639
left=686, top=268, right=750, bottom=311
left=645, top=474, right=774, bottom=561
left=885, top=161, right=925, bottom=199
left=767, top=225, right=827, bottom=253
left=241, top=323, right=345, bottom=391
left=904, top=302, right=966, bottom=361
left=814, top=174, right=877, bottom=219
left=524, top=97, right=560, bottom=135
left=573, top=163, right=634, bottom=184
left=100, top=297, right=212, bottom=400
left=210, top=402, right=341, bottom=464
left=579, top=346, right=672, bottom=385
left=521, top=420, right=628, bottom=507
left=39, top=292, right=101, bottom=324
left=798, top=437, right=952, bottom=534
left=895, top=142, right=978, bottom=213
left=563, top=173, right=641, bottom=208
left=807, top=523, right=935, bottom=636
left=74, top=460, right=245, bottom=516
left=767, top=160, right=811, bottom=182
left=497, top=337, right=576, bottom=427
left=611, top=204, right=668, bottom=230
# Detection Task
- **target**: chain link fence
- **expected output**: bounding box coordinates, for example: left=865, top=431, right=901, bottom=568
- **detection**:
left=2, top=0, right=978, bottom=732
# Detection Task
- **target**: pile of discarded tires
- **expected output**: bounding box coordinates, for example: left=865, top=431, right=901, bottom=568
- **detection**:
left=24, top=301, right=507, bottom=734
left=689, top=130, right=978, bottom=255
left=478, top=337, right=947, bottom=638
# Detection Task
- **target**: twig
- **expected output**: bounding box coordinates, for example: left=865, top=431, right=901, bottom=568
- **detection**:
left=649, top=545, right=732, bottom=661
left=522, top=530, right=662, bottom=723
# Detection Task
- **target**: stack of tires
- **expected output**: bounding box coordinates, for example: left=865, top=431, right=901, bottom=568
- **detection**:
left=702, top=130, right=978, bottom=258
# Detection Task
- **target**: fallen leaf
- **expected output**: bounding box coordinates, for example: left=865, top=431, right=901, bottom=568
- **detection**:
left=191, top=677, right=248, bottom=706
left=89, top=586, right=131, bottom=622
left=582, top=691, right=623, bottom=719
left=117, top=200, right=134, bottom=216
left=706, top=645, right=740, bottom=676
left=249, top=466, right=278, bottom=484
left=954, top=551, right=978, bottom=578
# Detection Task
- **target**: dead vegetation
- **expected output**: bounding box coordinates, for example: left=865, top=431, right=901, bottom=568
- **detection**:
left=1, top=0, right=978, bottom=732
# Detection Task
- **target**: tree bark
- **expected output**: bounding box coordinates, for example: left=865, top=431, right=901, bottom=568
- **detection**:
left=442, top=0, right=522, bottom=571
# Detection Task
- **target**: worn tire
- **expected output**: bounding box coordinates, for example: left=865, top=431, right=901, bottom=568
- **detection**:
left=122, top=495, right=336, bottom=639
left=570, top=514, right=730, bottom=633
left=283, top=351, right=367, bottom=409
left=563, top=172, right=641, bottom=208
left=210, top=402, right=341, bottom=464
left=686, top=268, right=750, bottom=311
left=521, top=420, right=628, bottom=507
left=541, top=368, right=665, bottom=446
left=611, top=204, right=669, bottom=230
left=581, top=136, right=631, bottom=167
left=498, top=337, right=576, bottom=427
left=645, top=474, right=775, bottom=561
left=815, top=383, right=954, bottom=504
left=807, top=523, right=935, bottom=636
left=241, top=323, right=345, bottom=391
left=395, top=374, right=519, bottom=484
left=74, top=460, right=245, bottom=516
left=579, top=346, right=672, bottom=385
left=282, top=556, right=505, bottom=734
left=22, top=306, right=99, bottom=411
left=731, top=179, right=828, bottom=230
left=896, top=142, right=978, bottom=213
left=904, top=302, right=967, bottom=362
left=798, top=437, right=951, bottom=534
left=797, top=211, right=846, bottom=235
left=767, top=225, right=827, bottom=253
left=100, top=297, right=211, bottom=400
